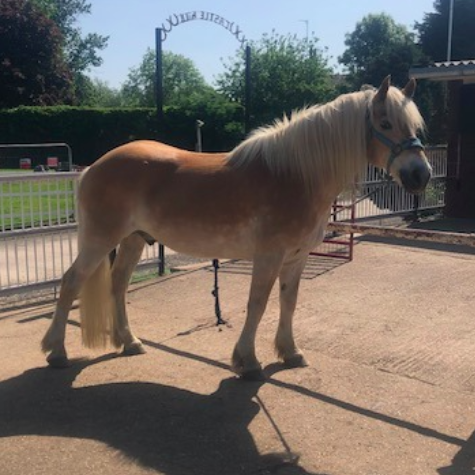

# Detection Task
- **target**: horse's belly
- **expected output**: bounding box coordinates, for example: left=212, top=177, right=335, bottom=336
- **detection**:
left=150, top=223, right=257, bottom=260
left=136, top=202, right=328, bottom=260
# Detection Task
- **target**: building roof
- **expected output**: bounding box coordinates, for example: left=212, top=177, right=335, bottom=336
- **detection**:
left=409, top=60, right=475, bottom=82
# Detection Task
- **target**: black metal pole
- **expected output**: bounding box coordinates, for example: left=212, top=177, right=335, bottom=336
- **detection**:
left=158, top=244, right=165, bottom=276
left=195, top=120, right=225, bottom=325
left=212, top=259, right=225, bottom=325
left=244, top=44, right=251, bottom=134
left=156, top=28, right=165, bottom=275
left=155, top=28, right=164, bottom=122
left=413, top=194, right=420, bottom=222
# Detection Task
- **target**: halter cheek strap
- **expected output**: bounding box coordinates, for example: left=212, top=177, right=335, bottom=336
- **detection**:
left=371, top=126, right=425, bottom=175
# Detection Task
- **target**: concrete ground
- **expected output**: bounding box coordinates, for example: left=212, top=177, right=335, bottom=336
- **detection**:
left=2, top=235, right=475, bottom=475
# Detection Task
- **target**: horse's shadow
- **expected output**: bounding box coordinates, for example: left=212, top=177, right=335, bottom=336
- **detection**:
left=438, top=430, right=475, bottom=474
left=0, top=356, right=326, bottom=475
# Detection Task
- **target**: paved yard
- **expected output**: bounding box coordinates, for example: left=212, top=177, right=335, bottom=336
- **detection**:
left=1, top=238, right=475, bottom=475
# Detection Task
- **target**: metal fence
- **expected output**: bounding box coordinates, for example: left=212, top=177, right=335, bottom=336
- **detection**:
left=0, top=171, right=78, bottom=232
left=307, top=146, right=447, bottom=262
left=0, top=172, right=160, bottom=299
left=0, top=145, right=447, bottom=300
left=352, top=145, right=447, bottom=220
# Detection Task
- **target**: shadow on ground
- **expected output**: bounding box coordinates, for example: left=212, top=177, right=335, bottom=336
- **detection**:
left=438, top=430, right=475, bottom=474
left=0, top=355, right=329, bottom=475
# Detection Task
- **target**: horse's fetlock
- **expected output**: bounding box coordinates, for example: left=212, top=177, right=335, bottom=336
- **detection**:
left=231, top=346, right=244, bottom=372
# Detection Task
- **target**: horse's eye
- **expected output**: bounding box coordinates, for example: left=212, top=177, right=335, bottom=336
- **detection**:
left=380, top=120, right=392, bottom=130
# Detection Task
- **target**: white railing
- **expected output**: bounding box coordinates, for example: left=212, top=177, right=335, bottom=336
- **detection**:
left=0, top=171, right=79, bottom=232
left=352, top=146, right=447, bottom=220
left=0, top=172, right=160, bottom=298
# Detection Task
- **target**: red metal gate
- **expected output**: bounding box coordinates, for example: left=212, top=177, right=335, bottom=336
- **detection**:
left=310, top=200, right=355, bottom=262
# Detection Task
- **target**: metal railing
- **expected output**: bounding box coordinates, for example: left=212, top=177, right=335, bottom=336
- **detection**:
left=352, top=146, right=447, bottom=220
left=0, top=172, right=160, bottom=299
left=309, top=146, right=447, bottom=262
left=0, top=171, right=78, bottom=232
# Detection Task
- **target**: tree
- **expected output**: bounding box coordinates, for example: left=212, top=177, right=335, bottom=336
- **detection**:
left=216, top=31, right=335, bottom=127
left=74, top=76, right=122, bottom=107
left=0, top=0, right=73, bottom=107
left=416, top=0, right=475, bottom=61
left=121, top=49, right=212, bottom=107
left=31, top=0, right=108, bottom=75
left=339, top=13, right=424, bottom=89
left=31, top=0, right=108, bottom=104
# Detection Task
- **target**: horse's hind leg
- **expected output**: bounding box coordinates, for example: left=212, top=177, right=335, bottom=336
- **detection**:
left=111, top=233, right=146, bottom=355
left=41, top=245, right=111, bottom=367
left=275, top=257, right=309, bottom=368
left=232, top=252, right=284, bottom=380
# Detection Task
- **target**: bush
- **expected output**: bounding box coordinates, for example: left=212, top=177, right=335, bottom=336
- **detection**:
left=0, top=102, right=244, bottom=166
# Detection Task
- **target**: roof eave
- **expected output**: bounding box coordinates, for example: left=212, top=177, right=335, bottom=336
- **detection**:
left=409, top=65, right=475, bottom=82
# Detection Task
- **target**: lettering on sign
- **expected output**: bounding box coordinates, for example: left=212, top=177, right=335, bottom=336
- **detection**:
left=160, top=11, right=246, bottom=46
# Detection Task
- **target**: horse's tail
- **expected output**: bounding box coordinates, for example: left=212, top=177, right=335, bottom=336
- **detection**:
left=77, top=168, right=120, bottom=349
left=79, top=256, right=119, bottom=349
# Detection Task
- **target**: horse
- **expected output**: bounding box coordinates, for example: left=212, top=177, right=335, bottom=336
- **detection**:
left=42, top=76, right=431, bottom=380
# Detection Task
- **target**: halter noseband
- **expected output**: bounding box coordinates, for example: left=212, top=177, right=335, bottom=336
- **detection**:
left=370, top=126, right=424, bottom=175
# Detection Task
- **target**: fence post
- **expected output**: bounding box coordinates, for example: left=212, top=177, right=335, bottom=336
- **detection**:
left=158, top=244, right=165, bottom=276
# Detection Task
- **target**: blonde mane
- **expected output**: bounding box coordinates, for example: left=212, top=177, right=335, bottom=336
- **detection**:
left=227, top=86, right=425, bottom=194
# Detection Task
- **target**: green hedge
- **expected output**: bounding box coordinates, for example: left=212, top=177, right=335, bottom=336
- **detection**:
left=0, top=104, right=245, bottom=167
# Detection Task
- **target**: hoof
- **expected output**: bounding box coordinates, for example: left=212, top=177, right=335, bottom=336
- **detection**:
left=240, top=368, right=266, bottom=382
left=122, top=342, right=146, bottom=356
left=232, top=347, right=264, bottom=380
left=47, top=354, right=71, bottom=369
left=284, top=353, right=309, bottom=368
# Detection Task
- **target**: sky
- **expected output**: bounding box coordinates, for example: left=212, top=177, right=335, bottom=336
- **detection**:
left=80, top=0, right=437, bottom=89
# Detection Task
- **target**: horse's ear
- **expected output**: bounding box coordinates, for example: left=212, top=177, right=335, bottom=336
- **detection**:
left=374, top=75, right=391, bottom=103
left=402, top=78, right=416, bottom=98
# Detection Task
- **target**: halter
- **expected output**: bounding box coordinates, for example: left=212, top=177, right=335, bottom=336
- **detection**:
left=370, top=125, right=425, bottom=175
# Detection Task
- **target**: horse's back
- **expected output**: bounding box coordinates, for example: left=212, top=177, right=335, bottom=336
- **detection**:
left=79, top=140, right=230, bottom=203
left=94, top=140, right=228, bottom=169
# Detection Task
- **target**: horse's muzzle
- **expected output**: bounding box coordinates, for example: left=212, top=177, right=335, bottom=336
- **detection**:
left=400, top=161, right=431, bottom=194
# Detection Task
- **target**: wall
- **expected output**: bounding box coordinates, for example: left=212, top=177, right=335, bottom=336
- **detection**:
left=444, top=82, right=475, bottom=218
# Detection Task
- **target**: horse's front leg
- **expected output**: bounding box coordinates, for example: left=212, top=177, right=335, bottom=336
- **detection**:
left=275, top=256, right=309, bottom=368
left=232, top=252, right=284, bottom=380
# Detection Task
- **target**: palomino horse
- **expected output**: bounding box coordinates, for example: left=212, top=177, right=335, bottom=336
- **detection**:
left=42, top=76, right=431, bottom=380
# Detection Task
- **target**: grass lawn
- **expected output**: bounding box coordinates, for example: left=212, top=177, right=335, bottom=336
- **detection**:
left=0, top=169, right=31, bottom=175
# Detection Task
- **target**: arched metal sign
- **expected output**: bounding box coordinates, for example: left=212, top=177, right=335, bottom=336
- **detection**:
left=155, top=12, right=251, bottom=133
left=159, top=11, right=246, bottom=46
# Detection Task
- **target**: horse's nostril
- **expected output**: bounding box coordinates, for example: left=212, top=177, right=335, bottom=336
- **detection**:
left=400, top=163, right=431, bottom=193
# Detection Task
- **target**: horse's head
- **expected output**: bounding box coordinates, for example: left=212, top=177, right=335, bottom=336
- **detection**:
left=367, top=76, right=431, bottom=194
